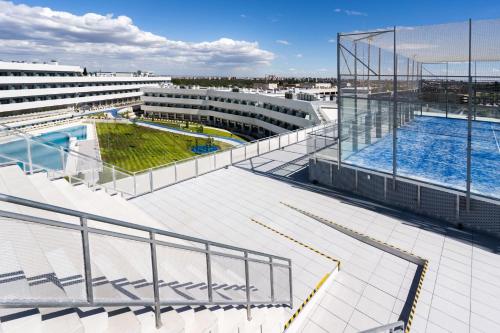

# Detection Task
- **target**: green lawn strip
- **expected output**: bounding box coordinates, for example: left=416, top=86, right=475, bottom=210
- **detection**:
left=96, top=123, right=231, bottom=172
left=141, top=119, right=247, bottom=141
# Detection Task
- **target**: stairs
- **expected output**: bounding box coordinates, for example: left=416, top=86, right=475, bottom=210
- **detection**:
left=0, top=165, right=287, bottom=333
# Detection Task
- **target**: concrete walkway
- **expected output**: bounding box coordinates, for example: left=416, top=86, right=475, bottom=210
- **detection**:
left=135, top=120, right=245, bottom=146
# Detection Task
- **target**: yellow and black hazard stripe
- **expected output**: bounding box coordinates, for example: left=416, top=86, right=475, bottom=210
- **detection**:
left=250, top=218, right=340, bottom=267
left=284, top=273, right=330, bottom=330
left=280, top=202, right=428, bottom=263
left=249, top=218, right=340, bottom=330
left=280, top=202, right=431, bottom=333
left=405, top=260, right=428, bottom=333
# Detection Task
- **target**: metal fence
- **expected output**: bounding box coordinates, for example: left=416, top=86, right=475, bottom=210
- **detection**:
left=0, top=193, right=292, bottom=328
left=334, top=19, right=500, bottom=208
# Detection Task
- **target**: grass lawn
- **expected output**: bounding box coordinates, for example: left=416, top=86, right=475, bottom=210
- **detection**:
left=141, top=119, right=247, bottom=141
left=96, top=122, right=231, bottom=172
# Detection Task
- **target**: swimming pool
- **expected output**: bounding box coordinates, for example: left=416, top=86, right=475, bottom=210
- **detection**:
left=345, top=117, right=500, bottom=199
left=0, top=125, right=87, bottom=171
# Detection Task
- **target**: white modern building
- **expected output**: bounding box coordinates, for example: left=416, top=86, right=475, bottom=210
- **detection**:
left=0, top=61, right=171, bottom=116
left=141, top=87, right=328, bottom=138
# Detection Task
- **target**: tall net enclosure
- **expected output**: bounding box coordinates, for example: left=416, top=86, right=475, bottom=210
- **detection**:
left=336, top=19, right=500, bottom=200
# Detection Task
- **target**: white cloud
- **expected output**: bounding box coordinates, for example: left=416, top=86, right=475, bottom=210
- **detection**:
left=328, top=38, right=336, bottom=43
left=240, top=14, right=246, bottom=18
left=345, top=10, right=367, bottom=16
left=276, top=40, right=290, bottom=45
left=296, top=53, right=303, bottom=58
left=0, top=1, right=274, bottom=74
left=288, top=67, right=296, bottom=71
left=334, top=8, right=368, bottom=17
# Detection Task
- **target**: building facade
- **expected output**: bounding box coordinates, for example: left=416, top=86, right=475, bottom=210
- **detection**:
left=0, top=61, right=171, bottom=116
left=141, top=87, right=323, bottom=138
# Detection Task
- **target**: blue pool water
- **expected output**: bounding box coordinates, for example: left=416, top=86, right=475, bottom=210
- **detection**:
left=0, top=125, right=87, bottom=171
left=191, top=145, right=220, bottom=154
left=345, top=117, right=500, bottom=199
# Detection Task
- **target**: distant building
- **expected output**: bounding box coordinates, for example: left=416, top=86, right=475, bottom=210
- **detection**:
left=252, top=82, right=279, bottom=90
left=299, top=82, right=332, bottom=89
left=0, top=60, right=170, bottom=116
left=141, top=87, right=324, bottom=138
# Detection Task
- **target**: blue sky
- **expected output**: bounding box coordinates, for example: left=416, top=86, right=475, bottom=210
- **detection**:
left=1, top=0, right=500, bottom=76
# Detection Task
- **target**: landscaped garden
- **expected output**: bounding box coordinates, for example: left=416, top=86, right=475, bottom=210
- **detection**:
left=141, top=118, right=247, bottom=142
left=96, top=122, right=231, bottom=172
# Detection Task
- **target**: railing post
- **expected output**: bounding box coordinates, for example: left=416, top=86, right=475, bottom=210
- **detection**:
left=417, top=185, right=421, bottom=208
left=205, top=244, right=213, bottom=302
left=80, top=217, right=93, bottom=304
left=195, top=157, right=199, bottom=177
left=25, top=135, right=33, bottom=175
left=149, top=168, right=154, bottom=193
left=288, top=259, right=293, bottom=308
left=112, top=165, right=116, bottom=191
left=392, top=26, right=398, bottom=191
left=269, top=258, right=275, bottom=303
left=174, top=162, right=178, bottom=182
left=133, top=173, right=137, bottom=196
left=244, top=251, right=252, bottom=321
left=230, top=148, right=233, bottom=165
left=60, top=147, right=66, bottom=175
left=149, top=232, right=162, bottom=329
left=244, top=145, right=247, bottom=160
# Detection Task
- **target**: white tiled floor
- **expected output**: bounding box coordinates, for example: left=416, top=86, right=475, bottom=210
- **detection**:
left=131, top=141, right=500, bottom=332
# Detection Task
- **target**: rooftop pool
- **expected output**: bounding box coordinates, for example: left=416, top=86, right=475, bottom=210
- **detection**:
left=0, top=125, right=87, bottom=171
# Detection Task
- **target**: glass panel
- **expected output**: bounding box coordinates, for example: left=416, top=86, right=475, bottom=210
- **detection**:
left=211, top=254, right=247, bottom=302
left=89, top=233, right=154, bottom=302
left=156, top=245, right=208, bottom=302
left=0, top=218, right=85, bottom=302
left=215, top=150, right=231, bottom=169
left=248, top=261, right=271, bottom=302
left=175, top=159, right=196, bottom=181
left=152, top=165, right=176, bottom=189
left=272, top=265, right=290, bottom=302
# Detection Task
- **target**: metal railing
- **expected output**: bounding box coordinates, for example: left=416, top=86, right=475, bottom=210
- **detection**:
left=0, top=193, right=292, bottom=328
left=125, top=123, right=329, bottom=197
left=0, top=118, right=330, bottom=198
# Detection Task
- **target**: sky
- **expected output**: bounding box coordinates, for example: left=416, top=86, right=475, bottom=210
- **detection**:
left=0, top=0, right=500, bottom=77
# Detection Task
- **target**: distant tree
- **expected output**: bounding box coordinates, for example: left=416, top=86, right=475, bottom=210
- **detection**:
left=83, top=67, right=88, bottom=76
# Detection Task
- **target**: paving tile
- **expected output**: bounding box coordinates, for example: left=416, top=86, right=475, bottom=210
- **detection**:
left=300, top=319, right=328, bottom=333
left=348, top=309, right=382, bottom=331
left=428, top=307, right=469, bottom=333
left=310, top=305, right=347, bottom=333
left=356, top=296, right=393, bottom=324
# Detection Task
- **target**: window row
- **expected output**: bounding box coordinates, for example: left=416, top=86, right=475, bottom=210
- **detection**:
left=0, top=89, right=140, bottom=104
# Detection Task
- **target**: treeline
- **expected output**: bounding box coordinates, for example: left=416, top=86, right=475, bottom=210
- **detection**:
left=171, top=77, right=336, bottom=88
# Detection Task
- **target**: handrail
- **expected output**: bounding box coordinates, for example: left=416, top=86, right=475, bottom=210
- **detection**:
left=1, top=115, right=336, bottom=199
left=0, top=193, right=291, bottom=262
left=0, top=193, right=293, bottom=328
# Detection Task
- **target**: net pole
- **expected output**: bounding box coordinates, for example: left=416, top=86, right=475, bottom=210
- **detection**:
left=337, top=32, right=342, bottom=167
left=392, top=26, right=398, bottom=190
left=466, top=18, right=473, bottom=211
left=354, top=41, right=358, bottom=152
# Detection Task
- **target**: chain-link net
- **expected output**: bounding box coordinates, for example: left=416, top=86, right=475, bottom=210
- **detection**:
left=337, top=19, right=500, bottom=200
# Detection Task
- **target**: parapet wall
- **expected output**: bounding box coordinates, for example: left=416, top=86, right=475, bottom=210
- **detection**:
left=309, top=158, right=500, bottom=239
